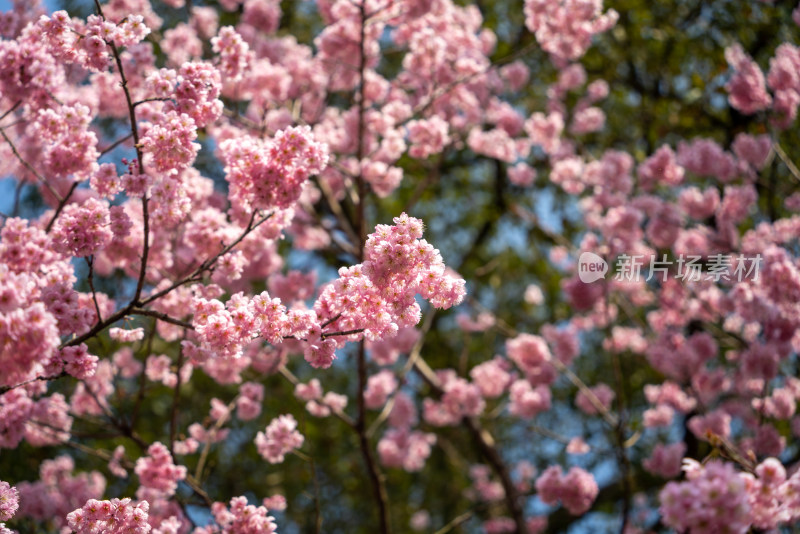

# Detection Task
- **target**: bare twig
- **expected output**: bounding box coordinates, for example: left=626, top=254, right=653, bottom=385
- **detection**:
left=291, top=449, right=324, bottom=534
left=169, top=345, right=185, bottom=456
left=46, top=181, right=80, bottom=232
left=0, top=371, right=67, bottom=395
left=367, top=310, right=436, bottom=438
left=434, top=511, right=474, bottom=534
left=99, top=132, right=133, bottom=156
left=85, top=256, right=104, bottom=323
left=131, top=308, right=194, bottom=330
left=139, top=211, right=273, bottom=307
left=320, top=313, right=343, bottom=329
left=130, top=321, right=156, bottom=429
left=194, top=397, right=238, bottom=482
left=0, top=127, right=63, bottom=203
left=774, top=142, right=800, bottom=184
left=133, top=97, right=174, bottom=108
left=0, top=100, right=21, bottom=122
left=410, top=354, right=526, bottom=533
left=321, top=328, right=364, bottom=339
left=95, top=0, right=150, bottom=305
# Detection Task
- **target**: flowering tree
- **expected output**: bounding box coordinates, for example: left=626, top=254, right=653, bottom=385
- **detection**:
left=1, top=0, right=800, bottom=532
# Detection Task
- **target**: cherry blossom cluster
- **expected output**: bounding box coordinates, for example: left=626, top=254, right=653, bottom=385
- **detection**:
left=133, top=442, right=187, bottom=498
left=57, top=344, right=99, bottom=380
left=190, top=213, right=464, bottom=371
left=0, top=16, right=63, bottom=108
left=16, top=456, right=105, bottom=529
left=423, top=372, right=485, bottom=426
left=37, top=11, right=149, bottom=72
left=0, top=481, right=18, bottom=522
left=31, top=103, right=99, bottom=180
left=67, top=498, right=151, bottom=534
left=378, top=391, right=436, bottom=472
left=219, top=125, right=329, bottom=212
left=236, top=381, right=264, bottom=421
left=293, top=378, right=348, bottom=418
left=0, top=386, right=72, bottom=450
left=194, top=496, right=277, bottom=534
left=140, top=111, right=200, bottom=173
left=191, top=290, right=315, bottom=360
left=315, top=213, right=466, bottom=343
left=211, top=26, right=251, bottom=83
left=50, top=198, right=113, bottom=258
left=534, top=465, right=598, bottom=516
left=524, top=0, right=618, bottom=64
left=659, top=459, right=747, bottom=533
left=725, top=44, right=772, bottom=115
left=725, top=41, right=800, bottom=128
left=0, top=266, right=61, bottom=388
left=255, top=414, right=304, bottom=464
left=148, top=61, right=224, bottom=129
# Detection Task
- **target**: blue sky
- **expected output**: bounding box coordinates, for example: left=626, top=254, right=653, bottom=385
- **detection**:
left=0, top=0, right=59, bottom=11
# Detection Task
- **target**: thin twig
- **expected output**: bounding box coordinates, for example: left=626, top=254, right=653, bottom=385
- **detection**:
left=130, top=321, right=156, bottom=429
left=291, top=449, right=324, bottom=534
left=139, top=211, right=272, bottom=307
left=321, top=328, right=364, bottom=339
left=774, top=142, right=800, bottom=184
left=85, top=256, right=104, bottom=323
left=367, top=311, right=436, bottom=438
left=133, top=97, right=174, bottom=108
left=194, top=398, right=238, bottom=482
left=99, top=132, right=133, bottom=156
left=0, top=371, right=67, bottom=395
left=169, top=345, right=185, bottom=456
left=0, top=100, right=21, bottom=122
left=45, top=181, right=80, bottom=233
left=96, top=0, right=150, bottom=305
left=0, top=127, right=63, bottom=203
left=410, top=354, right=526, bottom=533
left=320, top=313, right=343, bottom=329
left=131, top=308, right=194, bottom=330
left=434, top=511, right=474, bottom=534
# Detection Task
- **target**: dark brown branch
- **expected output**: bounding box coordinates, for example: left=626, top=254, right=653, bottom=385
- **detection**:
left=131, top=308, right=194, bottom=330
left=130, top=321, right=156, bottom=429
left=139, top=211, right=272, bottom=307
left=356, top=342, right=392, bottom=534
left=320, top=313, right=343, bottom=329
left=321, top=328, right=364, bottom=339
left=0, top=371, right=67, bottom=395
left=45, top=181, right=80, bottom=233
left=95, top=0, right=149, bottom=305
left=63, top=213, right=273, bottom=350
left=0, top=126, right=63, bottom=203
left=99, top=132, right=133, bottom=156
left=133, top=97, right=174, bottom=108
left=0, top=100, right=21, bottom=122
left=169, top=344, right=185, bottom=456
left=411, top=356, right=526, bottom=533
left=85, top=256, right=103, bottom=323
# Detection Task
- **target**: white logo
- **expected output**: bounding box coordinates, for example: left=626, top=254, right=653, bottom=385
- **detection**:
left=578, top=252, right=608, bottom=283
